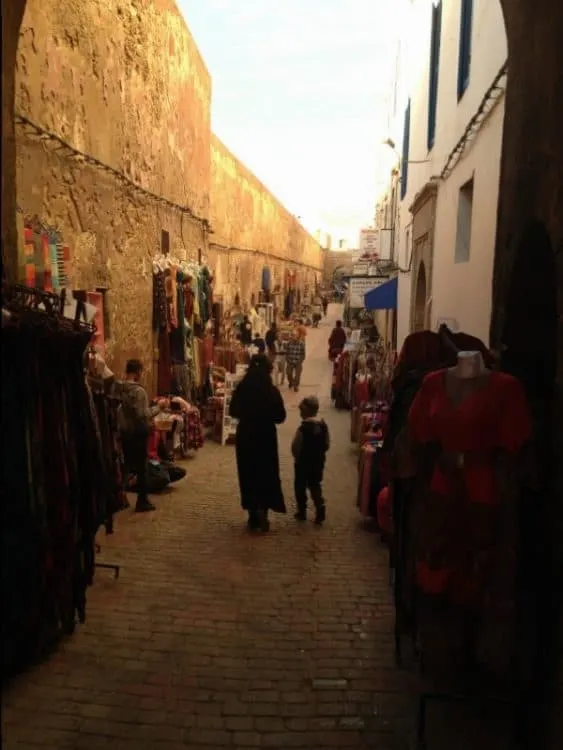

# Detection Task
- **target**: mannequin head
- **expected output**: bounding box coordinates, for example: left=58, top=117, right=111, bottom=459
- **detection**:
left=455, top=351, right=485, bottom=379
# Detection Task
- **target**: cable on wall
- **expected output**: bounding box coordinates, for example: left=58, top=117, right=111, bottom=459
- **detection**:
left=439, top=61, right=508, bottom=181
left=14, top=113, right=211, bottom=232
left=208, top=241, right=323, bottom=273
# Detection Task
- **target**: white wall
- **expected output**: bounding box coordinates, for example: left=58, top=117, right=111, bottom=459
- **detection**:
left=390, top=0, right=507, bottom=349
left=432, top=101, right=504, bottom=341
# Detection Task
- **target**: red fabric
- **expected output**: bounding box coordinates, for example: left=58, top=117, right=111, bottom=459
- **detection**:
left=408, top=369, right=531, bottom=505
left=408, top=369, right=532, bottom=604
left=202, top=335, right=214, bottom=369
left=147, top=431, right=160, bottom=459
left=377, top=486, right=392, bottom=535
left=354, top=379, right=370, bottom=406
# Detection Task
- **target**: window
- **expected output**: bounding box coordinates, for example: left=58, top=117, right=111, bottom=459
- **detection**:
left=457, top=0, right=473, bottom=99
left=455, top=178, right=474, bottom=263
left=427, top=1, right=442, bottom=150
left=400, top=100, right=411, bottom=200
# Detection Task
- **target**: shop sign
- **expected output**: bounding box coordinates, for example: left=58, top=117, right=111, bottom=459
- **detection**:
left=349, top=275, right=389, bottom=308
left=359, top=228, right=379, bottom=254
left=353, top=261, right=369, bottom=275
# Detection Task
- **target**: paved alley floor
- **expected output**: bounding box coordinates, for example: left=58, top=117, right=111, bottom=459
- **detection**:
left=3, top=306, right=413, bottom=749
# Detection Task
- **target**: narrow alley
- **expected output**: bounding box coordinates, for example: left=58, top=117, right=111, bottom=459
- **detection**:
left=2, top=307, right=414, bottom=750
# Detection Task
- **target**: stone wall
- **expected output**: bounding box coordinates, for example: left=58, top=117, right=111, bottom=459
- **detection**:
left=209, top=134, right=323, bottom=308
left=14, top=0, right=212, bottom=384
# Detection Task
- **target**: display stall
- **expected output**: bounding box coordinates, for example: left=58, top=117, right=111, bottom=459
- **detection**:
left=153, top=254, right=214, bottom=402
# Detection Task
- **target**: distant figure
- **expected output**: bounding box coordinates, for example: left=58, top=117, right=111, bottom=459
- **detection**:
left=239, top=315, right=252, bottom=346
left=292, top=396, right=330, bottom=525
left=274, top=338, right=287, bottom=386
left=328, top=320, right=347, bottom=361
left=296, top=319, right=308, bottom=341
left=229, top=355, right=287, bottom=531
left=251, top=333, right=266, bottom=354
left=286, top=329, right=306, bottom=392
left=265, top=322, right=278, bottom=362
left=117, top=359, right=157, bottom=513
left=321, top=295, right=329, bottom=316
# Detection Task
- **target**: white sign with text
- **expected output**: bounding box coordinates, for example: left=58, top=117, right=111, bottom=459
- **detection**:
left=349, top=276, right=389, bottom=308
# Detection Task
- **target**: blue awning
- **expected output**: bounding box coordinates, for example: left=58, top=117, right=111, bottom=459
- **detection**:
left=364, top=276, right=398, bottom=310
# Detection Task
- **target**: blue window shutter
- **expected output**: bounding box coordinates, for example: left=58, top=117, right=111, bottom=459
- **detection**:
left=401, top=100, right=411, bottom=200
left=427, top=1, right=442, bottom=150
left=457, top=0, right=473, bottom=99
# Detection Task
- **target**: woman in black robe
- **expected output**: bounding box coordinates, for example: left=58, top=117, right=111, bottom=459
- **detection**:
left=229, top=355, right=287, bottom=531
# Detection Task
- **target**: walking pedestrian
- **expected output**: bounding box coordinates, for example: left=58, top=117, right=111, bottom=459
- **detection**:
left=117, top=359, right=157, bottom=513
left=286, top=329, right=306, bottom=392
left=328, top=319, right=347, bottom=361
left=265, top=322, right=278, bottom=363
left=322, top=295, right=328, bottom=317
left=292, top=396, right=330, bottom=524
left=229, top=355, right=287, bottom=532
left=251, top=332, right=266, bottom=354
left=239, top=315, right=252, bottom=346
left=274, top=337, right=287, bottom=386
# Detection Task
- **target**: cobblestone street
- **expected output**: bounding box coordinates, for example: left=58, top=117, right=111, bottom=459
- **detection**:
left=3, top=307, right=414, bottom=749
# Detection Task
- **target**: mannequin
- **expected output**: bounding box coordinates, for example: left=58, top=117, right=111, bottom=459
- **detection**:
left=406, top=355, right=532, bottom=680
left=445, top=350, right=490, bottom=407
left=454, top=350, right=485, bottom=379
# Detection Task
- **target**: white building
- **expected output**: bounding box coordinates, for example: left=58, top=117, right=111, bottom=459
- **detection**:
left=382, top=0, right=508, bottom=348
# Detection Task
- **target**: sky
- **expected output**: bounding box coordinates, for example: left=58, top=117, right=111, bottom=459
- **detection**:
left=178, top=0, right=406, bottom=245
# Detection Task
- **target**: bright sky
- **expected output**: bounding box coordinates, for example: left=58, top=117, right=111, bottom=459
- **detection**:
left=178, top=0, right=406, bottom=245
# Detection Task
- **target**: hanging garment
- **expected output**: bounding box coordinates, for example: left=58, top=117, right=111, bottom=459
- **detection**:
left=157, top=328, right=172, bottom=394
left=2, top=311, right=106, bottom=679
left=407, top=368, right=532, bottom=676
left=153, top=271, right=168, bottom=332
left=171, top=364, right=191, bottom=400
left=169, top=326, right=187, bottom=364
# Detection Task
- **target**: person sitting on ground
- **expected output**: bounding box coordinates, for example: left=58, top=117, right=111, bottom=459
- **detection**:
left=291, top=396, right=330, bottom=525
left=286, top=329, right=306, bottom=392
left=117, top=359, right=158, bottom=513
left=229, top=354, right=287, bottom=532
left=328, top=320, right=347, bottom=361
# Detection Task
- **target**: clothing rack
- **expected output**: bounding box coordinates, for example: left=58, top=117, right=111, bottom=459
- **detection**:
left=2, top=283, right=119, bottom=678
left=87, top=374, right=122, bottom=580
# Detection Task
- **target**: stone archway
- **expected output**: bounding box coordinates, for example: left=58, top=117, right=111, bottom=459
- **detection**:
left=500, top=220, right=560, bottom=750
left=413, top=261, right=427, bottom=332
left=1, top=0, right=27, bottom=278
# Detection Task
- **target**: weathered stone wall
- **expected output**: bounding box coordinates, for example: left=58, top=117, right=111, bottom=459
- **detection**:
left=209, top=134, right=323, bottom=308
left=15, top=0, right=211, bottom=385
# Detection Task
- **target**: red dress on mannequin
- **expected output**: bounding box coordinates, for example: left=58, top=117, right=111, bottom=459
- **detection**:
left=407, top=368, right=532, bottom=676
left=408, top=369, right=532, bottom=606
